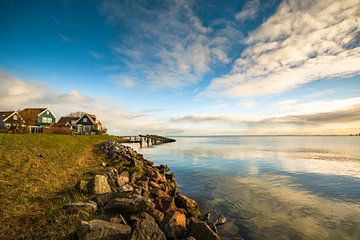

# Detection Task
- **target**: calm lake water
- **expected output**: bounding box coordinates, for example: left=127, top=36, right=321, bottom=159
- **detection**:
left=128, top=136, right=360, bottom=240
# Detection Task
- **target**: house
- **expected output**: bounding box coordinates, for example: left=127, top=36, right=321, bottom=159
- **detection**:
left=75, top=113, right=103, bottom=134
left=50, top=116, right=80, bottom=134
left=54, top=116, right=80, bottom=129
left=0, top=111, right=25, bottom=132
left=19, top=108, right=56, bottom=133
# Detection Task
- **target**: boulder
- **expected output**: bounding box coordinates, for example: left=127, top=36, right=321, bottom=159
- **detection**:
left=151, top=188, right=168, bottom=199
left=149, top=180, right=161, bottom=189
left=129, top=213, right=166, bottom=240
left=165, top=173, right=176, bottom=182
left=119, top=182, right=134, bottom=193
left=109, top=214, right=127, bottom=225
left=88, top=175, right=112, bottom=194
left=188, top=217, right=221, bottom=240
left=154, top=196, right=176, bottom=212
left=156, top=164, right=170, bottom=173
left=151, top=209, right=165, bottom=224
left=162, top=209, right=187, bottom=239
left=76, top=219, right=131, bottom=240
left=104, top=195, right=155, bottom=214
left=116, top=171, right=129, bottom=187
left=175, top=194, right=201, bottom=218
left=92, top=192, right=132, bottom=208
left=136, top=179, right=149, bottom=191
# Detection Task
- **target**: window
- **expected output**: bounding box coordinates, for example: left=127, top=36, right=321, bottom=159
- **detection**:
left=83, top=118, right=88, bottom=123
left=13, top=115, right=18, bottom=120
left=42, top=117, right=52, bottom=123
left=46, top=110, right=49, bottom=115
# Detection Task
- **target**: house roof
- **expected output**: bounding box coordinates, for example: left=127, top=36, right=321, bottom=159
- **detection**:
left=57, top=116, right=79, bottom=124
left=19, top=108, right=48, bottom=126
left=76, top=113, right=96, bottom=125
left=51, top=122, right=71, bottom=128
left=0, top=111, right=16, bottom=121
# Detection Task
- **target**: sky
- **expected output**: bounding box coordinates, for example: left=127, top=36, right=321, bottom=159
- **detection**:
left=0, top=0, right=359, bottom=135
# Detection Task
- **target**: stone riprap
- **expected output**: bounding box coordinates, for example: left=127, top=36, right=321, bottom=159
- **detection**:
left=70, top=139, right=230, bottom=240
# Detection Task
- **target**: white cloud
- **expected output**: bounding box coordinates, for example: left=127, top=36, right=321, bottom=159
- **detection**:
left=100, top=0, right=242, bottom=89
left=242, top=99, right=257, bottom=108
left=170, top=97, right=360, bottom=134
left=277, top=97, right=360, bottom=115
left=235, top=0, right=261, bottom=22
left=110, top=75, right=136, bottom=88
left=205, top=0, right=360, bottom=97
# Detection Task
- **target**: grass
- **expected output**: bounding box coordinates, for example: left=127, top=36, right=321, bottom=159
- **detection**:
left=0, top=134, right=118, bottom=239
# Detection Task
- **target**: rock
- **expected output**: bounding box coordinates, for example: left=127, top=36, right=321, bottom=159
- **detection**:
left=129, top=213, right=166, bottom=240
left=149, top=180, right=161, bottom=189
left=104, top=195, right=155, bottom=214
left=151, top=188, right=168, bottom=199
left=162, top=209, right=187, bottom=239
left=188, top=217, right=221, bottom=240
left=63, top=201, right=97, bottom=215
left=77, top=219, right=131, bottom=240
left=157, top=164, right=169, bottom=173
left=116, top=171, right=129, bottom=187
left=136, top=179, right=149, bottom=191
left=175, top=194, right=201, bottom=218
left=165, top=173, right=176, bottom=182
left=119, top=182, right=133, bottom=193
left=76, top=180, right=88, bottom=192
left=109, top=214, right=127, bottom=225
left=130, top=169, right=143, bottom=183
left=154, top=196, right=176, bottom=212
left=186, top=237, right=197, bottom=240
left=92, top=192, right=132, bottom=208
left=88, top=175, right=112, bottom=194
left=148, top=168, right=166, bottom=183
left=151, top=209, right=165, bottom=224
left=215, top=214, right=227, bottom=226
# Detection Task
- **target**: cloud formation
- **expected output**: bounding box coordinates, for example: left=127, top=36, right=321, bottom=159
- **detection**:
left=101, top=0, right=242, bottom=89
left=205, top=0, right=360, bottom=97
left=171, top=98, right=360, bottom=127
left=0, top=71, right=177, bottom=135
left=235, top=0, right=261, bottom=22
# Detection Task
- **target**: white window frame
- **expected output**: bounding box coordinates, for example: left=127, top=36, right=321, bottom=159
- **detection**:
left=83, top=118, right=88, bottom=123
left=42, top=117, right=52, bottom=123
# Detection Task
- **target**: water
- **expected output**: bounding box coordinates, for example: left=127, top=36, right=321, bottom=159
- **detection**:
left=127, top=136, right=360, bottom=240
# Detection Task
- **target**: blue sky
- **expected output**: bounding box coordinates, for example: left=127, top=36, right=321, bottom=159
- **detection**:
left=0, top=0, right=359, bottom=135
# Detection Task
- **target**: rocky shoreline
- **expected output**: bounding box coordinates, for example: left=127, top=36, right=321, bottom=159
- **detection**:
left=68, top=139, right=229, bottom=240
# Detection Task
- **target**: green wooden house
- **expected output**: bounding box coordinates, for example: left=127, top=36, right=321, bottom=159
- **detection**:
left=19, top=108, right=56, bottom=133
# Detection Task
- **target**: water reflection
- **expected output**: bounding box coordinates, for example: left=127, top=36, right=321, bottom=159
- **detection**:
left=128, top=136, right=360, bottom=239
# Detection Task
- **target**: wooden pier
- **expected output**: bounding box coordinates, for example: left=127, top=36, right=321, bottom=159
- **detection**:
left=120, top=134, right=175, bottom=147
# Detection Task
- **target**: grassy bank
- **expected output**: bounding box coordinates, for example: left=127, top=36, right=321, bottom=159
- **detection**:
left=0, top=134, right=118, bottom=239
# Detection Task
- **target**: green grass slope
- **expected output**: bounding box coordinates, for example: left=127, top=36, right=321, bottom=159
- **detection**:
left=0, top=134, right=118, bottom=239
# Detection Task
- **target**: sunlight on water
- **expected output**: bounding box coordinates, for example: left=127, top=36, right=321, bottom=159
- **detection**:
left=127, top=136, right=360, bottom=240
